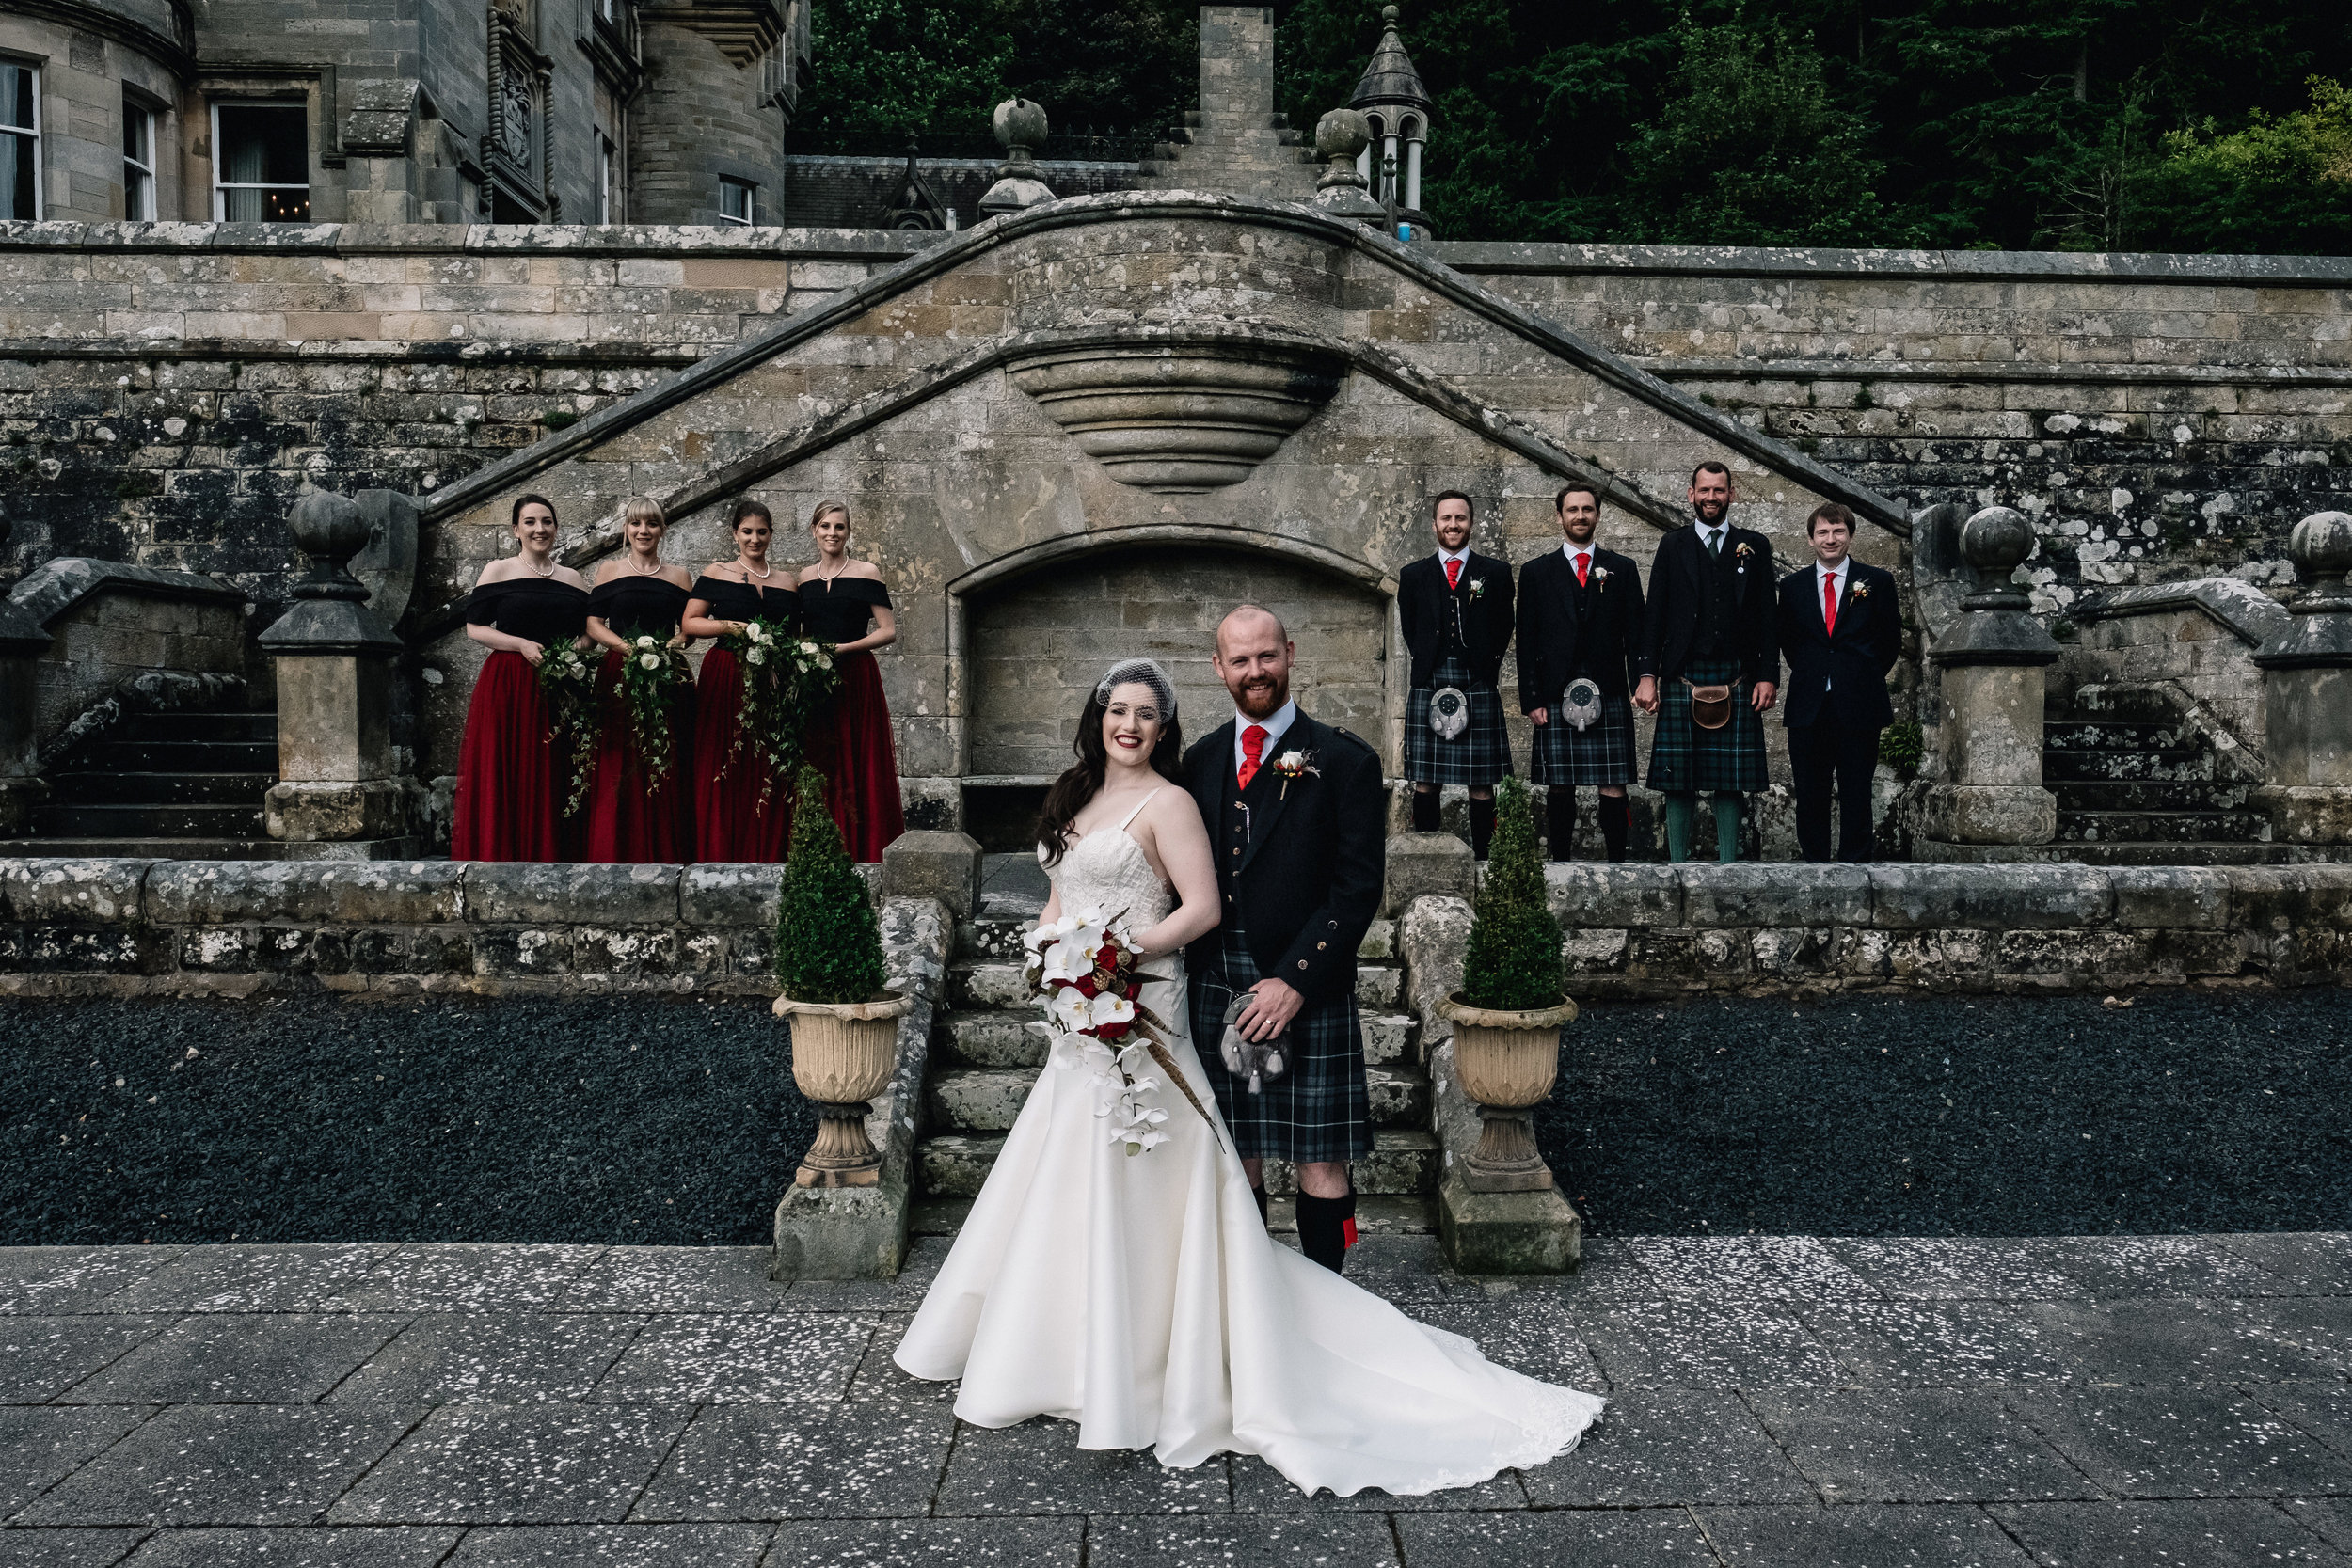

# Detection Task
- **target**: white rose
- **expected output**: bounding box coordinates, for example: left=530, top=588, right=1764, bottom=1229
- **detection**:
left=638, top=652, right=660, bottom=670
left=817, top=654, right=833, bottom=670
left=634, top=635, right=656, bottom=649
left=746, top=648, right=766, bottom=665
left=799, top=641, right=819, bottom=655
left=1279, top=751, right=1305, bottom=769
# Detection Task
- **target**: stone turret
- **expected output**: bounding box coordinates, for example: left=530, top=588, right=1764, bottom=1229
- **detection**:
left=1139, top=6, right=1319, bottom=201
left=1350, top=5, right=1434, bottom=237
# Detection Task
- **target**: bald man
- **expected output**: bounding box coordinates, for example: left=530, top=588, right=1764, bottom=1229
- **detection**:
left=1182, top=604, right=1386, bottom=1275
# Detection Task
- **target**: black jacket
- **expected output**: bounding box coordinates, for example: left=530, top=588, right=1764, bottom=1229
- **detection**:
left=1398, top=551, right=1514, bottom=691
left=1514, top=545, right=1647, bottom=708
left=1640, top=522, right=1780, bottom=686
left=1775, top=559, right=1902, bottom=730
left=1182, top=711, right=1385, bottom=1006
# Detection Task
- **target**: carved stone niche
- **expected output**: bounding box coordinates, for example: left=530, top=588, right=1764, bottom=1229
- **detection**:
left=1005, top=338, right=1345, bottom=493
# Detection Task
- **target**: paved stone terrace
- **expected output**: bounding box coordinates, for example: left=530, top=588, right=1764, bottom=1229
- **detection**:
left=1, top=1234, right=2348, bottom=1566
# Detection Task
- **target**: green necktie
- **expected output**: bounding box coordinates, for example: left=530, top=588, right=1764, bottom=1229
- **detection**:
left=1707, top=529, right=1723, bottom=558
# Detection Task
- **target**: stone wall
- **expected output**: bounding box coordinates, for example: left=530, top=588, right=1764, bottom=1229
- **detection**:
left=780, top=155, right=1147, bottom=232
left=8, top=560, right=254, bottom=745
left=2059, top=578, right=2287, bottom=761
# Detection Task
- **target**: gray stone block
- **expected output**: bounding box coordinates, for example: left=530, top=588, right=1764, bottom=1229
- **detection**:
left=1868, top=863, right=2113, bottom=929
left=442, top=1526, right=773, bottom=1567
left=923, top=1066, right=1037, bottom=1133
left=678, top=863, right=783, bottom=927
left=0, top=1407, right=152, bottom=1518
left=120, top=1528, right=465, bottom=1566
left=587, top=1314, right=869, bottom=1404
left=65, top=1313, right=405, bottom=1405
left=0, top=1315, right=173, bottom=1402
left=1679, top=863, right=1872, bottom=928
left=2108, top=865, right=2233, bottom=928
left=462, top=863, right=681, bottom=926
left=327, top=1405, right=695, bottom=1525
left=2008, top=1385, right=2352, bottom=1497
left=1437, top=1170, right=1580, bottom=1275
left=630, top=1405, right=956, bottom=1522
left=1516, top=1389, right=1812, bottom=1508
left=1384, top=832, right=1474, bottom=912
left=772, top=1172, right=917, bottom=1281
left=18, top=1404, right=420, bottom=1527
left=0, top=860, right=148, bottom=924
left=1545, top=863, right=1682, bottom=928
left=880, top=831, right=983, bottom=920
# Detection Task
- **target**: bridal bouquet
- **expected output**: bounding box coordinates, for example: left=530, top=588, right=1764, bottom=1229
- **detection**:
left=535, top=641, right=600, bottom=816
left=619, top=631, right=692, bottom=789
left=719, top=621, right=841, bottom=807
left=1023, top=907, right=1216, bottom=1155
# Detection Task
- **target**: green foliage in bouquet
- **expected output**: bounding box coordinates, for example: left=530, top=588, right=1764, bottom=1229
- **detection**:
left=617, top=631, right=692, bottom=791
left=722, top=622, right=843, bottom=809
left=775, top=764, right=890, bottom=1005
left=535, top=640, right=599, bottom=816
left=1460, top=776, right=1565, bottom=1012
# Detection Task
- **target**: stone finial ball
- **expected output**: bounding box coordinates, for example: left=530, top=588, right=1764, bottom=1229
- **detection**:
left=1960, top=505, right=2035, bottom=572
left=1316, top=107, right=1373, bottom=162
left=2288, top=511, right=2352, bottom=579
left=993, top=97, right=1048, bottom=152
left=288, top=483, right=366, bottom=561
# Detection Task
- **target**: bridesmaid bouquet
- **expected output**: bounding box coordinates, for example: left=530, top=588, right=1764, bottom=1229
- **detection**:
left=721, top=621, right=842, bottom=807
left=620, top=632, right=692, bottom=788
left=535, top=641, right=599, bottom=816
left=1024, top=908, right=1217, bottom=1155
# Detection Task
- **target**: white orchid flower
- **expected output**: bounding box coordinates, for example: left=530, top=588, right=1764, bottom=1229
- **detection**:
left=1046, top=988, right=1098, bottom=1036
left=1086, top=991, right=1136, bottom=1031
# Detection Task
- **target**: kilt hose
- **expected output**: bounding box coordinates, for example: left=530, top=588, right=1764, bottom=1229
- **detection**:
left=1189, top=913, right=1373, bottom=1165
left=1404, top=655, right=1513, bottom=787
left=1645, top=655, right=1772, bottom=794
left=1531, top=689, right=1638, bottom=788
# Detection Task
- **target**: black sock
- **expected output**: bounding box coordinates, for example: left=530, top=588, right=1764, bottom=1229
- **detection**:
left=1251, top=1185, right=1269, bottom=1227
left=1411, top=788, right=1439, bottom=832
left=1599, top=794, right=1630, bottom=862
left=1469, top=795, right=1497, bottom=861
left=1295, top=1191, right=1356, bottom=1273
left=1546, top=788, right=1577, bottom=862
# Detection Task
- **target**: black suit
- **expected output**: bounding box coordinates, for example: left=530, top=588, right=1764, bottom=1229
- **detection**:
left=1641, top=522, right=1779, bottom=686
left=1776, top=559, right=1902, bottom=862
left=1397, top=550, right=1514, bottom=692
left=1514, top=544, right=1648, bottom=706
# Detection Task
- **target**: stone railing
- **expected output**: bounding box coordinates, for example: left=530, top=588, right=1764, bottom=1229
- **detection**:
left=7, top=557, right=250, bottom=751
left=2065, top=576, right=2290, bottom=769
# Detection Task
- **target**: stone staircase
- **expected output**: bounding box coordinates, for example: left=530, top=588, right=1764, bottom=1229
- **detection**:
left=12, top=707, right=278, bottom=859
left=911, top=895, right=1438, bottom=1237
left=2044, top=689, right=2284, bottom=864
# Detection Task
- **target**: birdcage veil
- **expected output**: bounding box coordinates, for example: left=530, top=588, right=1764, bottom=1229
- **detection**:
left=1093, top=657, right=1178, bottom=721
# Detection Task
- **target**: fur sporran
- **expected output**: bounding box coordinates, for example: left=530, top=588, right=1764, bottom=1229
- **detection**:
left=1218, top=989, right=1289, bottom=1095
left=1560, top=677, right=1603, bottom=732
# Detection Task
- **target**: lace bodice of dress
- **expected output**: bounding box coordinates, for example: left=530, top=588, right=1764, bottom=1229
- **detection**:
left=1040, top=793, right=1173, bottom=930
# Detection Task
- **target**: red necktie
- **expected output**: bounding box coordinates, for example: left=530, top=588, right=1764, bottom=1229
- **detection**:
left=1824, top=572, right=1839, bottom=637
left=1575, top=551, right=1590, bottom=587
left=1444, top=558, right=1462, bottom=591
left=1238, top=724, right=1268, bottom=790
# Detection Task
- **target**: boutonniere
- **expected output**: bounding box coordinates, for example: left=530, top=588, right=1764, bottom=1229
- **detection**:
left=1272, top=749, right=1319, bottom=800
left=1591, top=565, right=1610, bottom=586
left=1467, top=576, right=1486, bottom=600
left=1849, top=581, right=1870, bottom=599
left=1734, top=541, right=1754, bottom=576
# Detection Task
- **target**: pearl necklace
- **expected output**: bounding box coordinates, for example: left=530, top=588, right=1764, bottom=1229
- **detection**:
left=524, top=554, right=557, bottom=578
left=742, top=558, right=772, bottom=580
left=810, top=556, right=850, bottom=588
left=628, top=551, right=664, bottom=575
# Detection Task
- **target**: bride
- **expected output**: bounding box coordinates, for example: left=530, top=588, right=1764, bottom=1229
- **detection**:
left=894, top=658, right=1605, bottom=1496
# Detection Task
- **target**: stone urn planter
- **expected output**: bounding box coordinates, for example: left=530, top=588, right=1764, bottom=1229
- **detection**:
left=1438, top=991, right=1579, bottom=1193
left=773, top=990, right=911, bottom=1188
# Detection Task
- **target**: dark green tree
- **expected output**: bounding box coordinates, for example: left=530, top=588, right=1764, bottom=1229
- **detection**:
left=1459, top=777, right=1565, bottom=1012
left=800, top=0, right=1014, bottom=144
left=775, top=765, right=891, bottom=1005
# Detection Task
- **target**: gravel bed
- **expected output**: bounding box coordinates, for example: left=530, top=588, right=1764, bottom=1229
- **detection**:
left=1, top=995, right=812, bottom=1246
left=1539, top=990, right=2352, bottom=1238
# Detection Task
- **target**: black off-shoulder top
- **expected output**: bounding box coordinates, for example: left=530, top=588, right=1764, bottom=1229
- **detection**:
left=586, top=577, right=692, bottom=640
left=465, top=578, right=590, bottom=646
left=690, top=574, right=799, bottom=630
left=799, top=576, right=892, bottom=642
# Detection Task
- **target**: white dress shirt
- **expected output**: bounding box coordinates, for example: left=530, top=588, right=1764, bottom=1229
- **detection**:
left=1697, top=521, right=1727, bottom=557
left=1438, top=546, right=1470, bottom=584
left=1232, top=699, right=1298, bottom=778
left=1563, top=540, right=1596, bottom=580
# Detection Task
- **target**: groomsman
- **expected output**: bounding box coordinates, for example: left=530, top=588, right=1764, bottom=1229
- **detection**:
left=1516, top=485, right=1647, bottom=862
left=1636, top=461, right=1779, bottom=863
left=1398, top=492, right=1516, bottom=860
left=1776, top=502, right=1901, bottom=862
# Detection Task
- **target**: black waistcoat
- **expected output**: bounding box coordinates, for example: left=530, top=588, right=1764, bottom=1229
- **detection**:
left=1696, top=538, right=1737, bottom=660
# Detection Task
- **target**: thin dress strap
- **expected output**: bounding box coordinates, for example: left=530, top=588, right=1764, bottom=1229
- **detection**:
left=1115, top=788, right=1161, bottom=833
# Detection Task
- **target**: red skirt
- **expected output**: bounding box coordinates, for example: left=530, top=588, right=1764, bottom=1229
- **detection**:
left=582, top=649, right=695, bottom=864
left=691, top=647, right=791, bottom=863
left=804, top=649, right=905, bottom=863
left=452, top=649, right=564, bottom=862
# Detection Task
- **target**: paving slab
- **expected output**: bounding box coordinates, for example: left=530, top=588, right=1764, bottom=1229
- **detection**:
left=323, top=1247, right=609, bottom=1313
left=2008, top=1385, right=2352, bottom=1497
left=0, top=1529, right=149, bottom=1566
left=2233, top=1297, right=2352, bottom=1378
left=443, top=1524, right=775, bottom=1565
left=15, top=1405, right=420, bottom=1528
left=933, top=1418, right=1231, bottom=1516
left=553, top=1250, right=795, bottom=1315
left=1090, top=1514, right=1402, bottom=1567
left=586, top=1315, right=870, bottom=1404
left=1699, top=1503, right=2039, bottom=1565
left=1817, top=1239, right=2084, bottom=1302
left=63, top=1316, right=406, bottom=1405
left=841, top=1317, right=951, bottom=1407
left=2283, top=1499, right=2352, bottom=1552
left=1397, top=1508, right=1720, bottom=1567
left=1531, top=1237, right=1674, bottom=1303
left=1987, top=1499, right=2348, bottom=1566
left=0, top=1409, right=151, bottom=1519
left=2022, top=1298, right=2350, bottom=1384
left=2251, top=1382, right=2352, bottom=1463
left=1516, top=1390, right=1814, bottom=1508
left=113, top=1527, right=464, bottom=1566
left=1402, top=1292, right=1609, bottom=1388
left=326, top=1406, right=692, bottom=1526
left=95, top=1248, right=399, bottom=1315
left=326, top=1315, right=644, bottom=1405
left=628, top=1405, right=955, bottom=1522
left=1746, top=1388, right=2091, bottom=1503
left=759, top=1517, right=1083, bottom=1567
left=1620, top=1238, right=1882, bottom=1303
left=2034, top=1236, right=2298, bottom=1299
left=1576, top=1299, right=1849, bottom=1391
left=1795, top=1300, right=2074, bottom=1386
left=0, top=1321, right=172, bottom=1403
left=0, top=1252, right=183, bottom=1316
left=1225, top=1453, right=1525, bottom=1513
left=2215, top=1234, right=2352, bottom=1296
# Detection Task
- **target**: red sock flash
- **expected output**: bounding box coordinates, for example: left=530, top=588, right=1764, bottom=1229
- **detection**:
left=1342, top=1218, right=1359, bottom=1248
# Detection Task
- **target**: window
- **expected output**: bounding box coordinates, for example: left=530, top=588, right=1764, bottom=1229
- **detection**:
left=596, top=130, right=617, bottom=223
left=718, top=177, right=755, bottom=226
left=0, top=61, right=39, bottom=221
left=212, top=103, right=309, bottom=222
left=123, top=100, right=155, bottom=221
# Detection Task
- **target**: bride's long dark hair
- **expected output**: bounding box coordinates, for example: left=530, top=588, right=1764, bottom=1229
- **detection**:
left=1036, top=688, right=1185, bottom=868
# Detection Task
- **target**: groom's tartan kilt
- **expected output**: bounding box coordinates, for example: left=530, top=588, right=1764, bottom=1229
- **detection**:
left=1403, top=656, right=1513, bottom=787
left=1190, top=914, right=1373, bottom=1164
left=1645, top=655, right=1772, bottom=794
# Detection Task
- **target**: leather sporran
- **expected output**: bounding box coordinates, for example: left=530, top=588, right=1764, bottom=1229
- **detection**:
left=1218, top=989, right=1289, bottom=1096
left=1686, top=680, right=1735, bottom=730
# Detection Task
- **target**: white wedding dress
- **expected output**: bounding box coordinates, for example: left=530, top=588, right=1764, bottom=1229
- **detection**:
left=894, top=793, right=1606, bottom=1496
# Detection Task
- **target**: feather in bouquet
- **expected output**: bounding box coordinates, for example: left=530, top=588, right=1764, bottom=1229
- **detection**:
left=1023, top=907, right=1218, bottom=1156
left=619, top=631, right=691, bottom=790
left=535, top=641, right=600, bottom=816
left=721, top=623, right=841, bottom=808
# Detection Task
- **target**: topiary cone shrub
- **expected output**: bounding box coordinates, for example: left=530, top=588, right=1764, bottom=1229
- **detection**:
left=775, top=764, right=890, bottom=1005
left=1460, top=776, right=1566, bottom=1012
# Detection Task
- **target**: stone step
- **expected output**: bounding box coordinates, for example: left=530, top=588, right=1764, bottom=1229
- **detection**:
left=45, top=770, right=275, bottom=807
left=130, top=710, right=277, bottom=743
left=959, top=915, right=1401, bottom=966
left=82, top=739, right=279, bottom=773
left=924, top=1061, right=1430, bottom=1135
left=2053, top=841, right=2292, bottom=866
left=1365, top=1064, right=1430, bottom=1126
left=33, top=802, right=266, bottom=839
left=1361, top=1012, right=1417, bottom=1067
left=910, top=1191, right=1439, bottom=1239
left=916, top=1127, right=1441, bottom=1199
left=2044, top=721, right=2185, bottom=751
left=2054, top=780, right=2249, bottom=813
left=2042, top=747, right=2217, bottom=784
left=1357, top=964, right=1402, bottom=1009
left=947, top=961, right=1029, bottom=1010
left=0, top=836, right=276, bottom=861
left=932, top=1009, right=1045, bottom=1068
left=2057, top=810, right=2268, bottom=845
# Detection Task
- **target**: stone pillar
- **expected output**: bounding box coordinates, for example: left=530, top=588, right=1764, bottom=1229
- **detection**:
left=0, top=515, right=51, bottom=837
left=1921, top=505, right=2059, bottom=847
left=977, top=98, right=1054, bottom=217
left=258, top=485, right=414, bottom=850
left=2251, top=512, right=2352, bottom=846
left=1311, top=109, right=1385, bottom=225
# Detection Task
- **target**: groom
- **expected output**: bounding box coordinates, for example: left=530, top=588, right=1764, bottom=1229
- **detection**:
left=1184, top=605, right=1387, bottom=1274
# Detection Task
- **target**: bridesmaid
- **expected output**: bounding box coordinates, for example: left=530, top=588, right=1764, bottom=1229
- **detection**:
left=453, top=494, right=591, bottom=861
left=797, top=499, right=906, bottom=862
left=685, top=499, right=801, bottom=863
left=582, top=496, right=698, bottom=863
